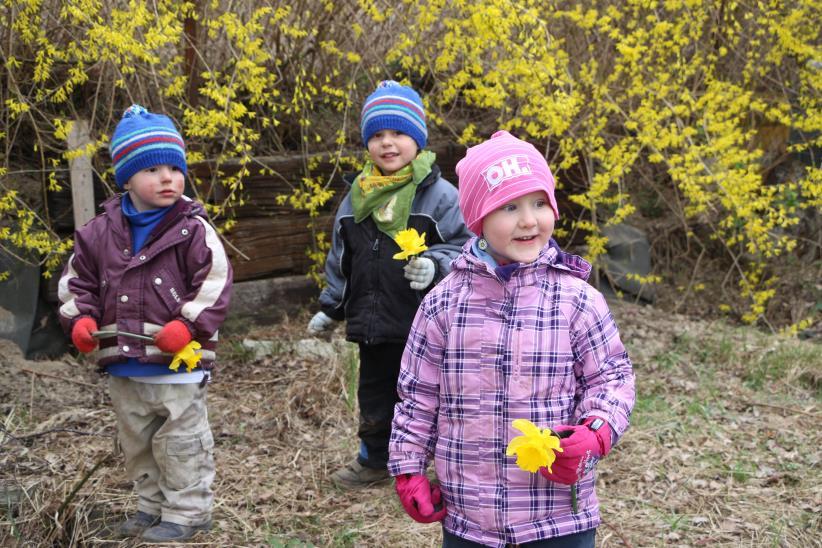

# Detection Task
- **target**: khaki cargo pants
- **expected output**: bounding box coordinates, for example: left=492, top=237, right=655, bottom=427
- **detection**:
left=109, top=377, right=214, bottom=526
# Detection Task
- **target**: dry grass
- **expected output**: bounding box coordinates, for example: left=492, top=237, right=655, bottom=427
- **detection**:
left=1, top=302, right=820, bottom=547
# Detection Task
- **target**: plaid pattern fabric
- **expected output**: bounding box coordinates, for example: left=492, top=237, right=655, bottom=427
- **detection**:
left=389, top=240, right=635, bottom=547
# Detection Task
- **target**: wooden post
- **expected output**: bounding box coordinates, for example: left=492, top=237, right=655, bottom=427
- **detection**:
left=68, top=119, right=94, bottom=227
left=184, top=1, right=200, bottom=107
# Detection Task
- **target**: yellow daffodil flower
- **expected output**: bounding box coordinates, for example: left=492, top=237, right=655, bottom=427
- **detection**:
left=393, top=228, right=429, bottom=260
left=505, top=418, right=563, bottom=473
left=169, top=341, right=203, bottom=373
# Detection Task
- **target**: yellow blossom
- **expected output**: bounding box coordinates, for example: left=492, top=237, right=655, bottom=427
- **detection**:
left=169, top=341, right=203, bottom=373
left=505, top=419, right=563, bottom=473
left=393, top=228, right=429, bottom=260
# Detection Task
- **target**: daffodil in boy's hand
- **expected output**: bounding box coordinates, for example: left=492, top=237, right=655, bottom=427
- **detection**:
left=169, top=341, right=203, bottom=373
left=393, top=228, right=428, bottom=260
left=393, top=228, right=435, bottom=290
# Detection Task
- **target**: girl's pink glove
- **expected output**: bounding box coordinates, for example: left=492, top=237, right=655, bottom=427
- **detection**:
left=395, top=474, right=448, bottom=523
left=539, top=417, right=613, bottom=485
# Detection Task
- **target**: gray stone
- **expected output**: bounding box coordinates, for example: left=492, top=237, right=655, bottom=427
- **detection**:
left=601, top=224, right=655, bottom=301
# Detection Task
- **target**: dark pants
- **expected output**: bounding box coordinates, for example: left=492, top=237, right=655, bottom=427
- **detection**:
left=355, top=342, right=404, bottom=469
left=442, top=528, right=596, bottom=548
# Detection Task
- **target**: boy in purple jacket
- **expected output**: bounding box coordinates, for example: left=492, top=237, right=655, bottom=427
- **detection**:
left=58, top=105, right=232, bottom=543
left=389, top=131, right=635, bottom=547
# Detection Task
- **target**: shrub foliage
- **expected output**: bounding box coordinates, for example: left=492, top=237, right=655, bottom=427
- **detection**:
left=0, top=0, right=819, bottom=328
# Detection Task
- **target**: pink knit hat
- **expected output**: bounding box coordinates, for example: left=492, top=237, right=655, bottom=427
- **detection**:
left=456, top=130, right=559, bottom=236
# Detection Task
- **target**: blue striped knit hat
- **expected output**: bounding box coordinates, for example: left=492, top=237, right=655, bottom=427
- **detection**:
left=360, top=80, right=427, bottom=150
left=109, top=104, right=187, bottom=188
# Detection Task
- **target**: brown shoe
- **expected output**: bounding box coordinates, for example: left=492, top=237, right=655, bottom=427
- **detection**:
left=330, top=460, right=390, bottom=489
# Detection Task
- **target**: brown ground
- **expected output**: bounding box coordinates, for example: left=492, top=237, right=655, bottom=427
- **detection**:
left=0, top=301, right=819, bottom=547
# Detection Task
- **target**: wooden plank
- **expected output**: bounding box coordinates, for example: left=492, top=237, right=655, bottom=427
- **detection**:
left=225, top=213, right=334, bottom=281
left=68, top=119, right=95, bottom=227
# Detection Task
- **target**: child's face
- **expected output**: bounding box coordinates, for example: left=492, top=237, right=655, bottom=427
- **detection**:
left=482, top=190, right=555, bottom=264
left=124, top=164, right=185, bottom=212
left=367, top=129, right=418, bottom=175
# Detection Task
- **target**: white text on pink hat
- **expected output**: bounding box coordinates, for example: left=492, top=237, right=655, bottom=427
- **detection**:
left=482, top=155, right=532, bottom=190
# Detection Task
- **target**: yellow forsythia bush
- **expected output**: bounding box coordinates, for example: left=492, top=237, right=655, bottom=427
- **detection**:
left=0, top=0, right=818, bottom=329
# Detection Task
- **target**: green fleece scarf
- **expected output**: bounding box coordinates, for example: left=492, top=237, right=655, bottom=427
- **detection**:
left=351, top=150, right=436, bottom=238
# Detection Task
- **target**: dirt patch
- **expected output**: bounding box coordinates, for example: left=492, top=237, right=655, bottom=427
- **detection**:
left=0, top=303, right=819, bottom=547
left=0, top=339, right=99, bottom=408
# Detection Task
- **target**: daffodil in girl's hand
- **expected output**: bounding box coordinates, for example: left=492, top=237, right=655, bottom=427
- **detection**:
left=169, top=341, right=203, bottom=373
left=506, top=418, right=563, bottom=473
left=393, top=228, right=428, bottom=260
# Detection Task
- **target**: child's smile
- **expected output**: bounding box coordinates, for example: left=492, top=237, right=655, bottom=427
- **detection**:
left=367, top=129, right=418, bottom=175
left=481, top=190, right=555, bottom=264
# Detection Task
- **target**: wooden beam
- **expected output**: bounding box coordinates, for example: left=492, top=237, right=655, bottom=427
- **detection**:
left=68, top=119, right=95, bottom=227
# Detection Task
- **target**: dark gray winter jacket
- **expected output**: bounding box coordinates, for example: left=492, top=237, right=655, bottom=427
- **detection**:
left=319, top=165, right=472, bottom=344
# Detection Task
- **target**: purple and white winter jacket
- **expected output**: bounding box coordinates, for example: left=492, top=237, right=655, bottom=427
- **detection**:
left=58, top=194, right=232, bottom=371
left=389, top=239, right=635, bottom=547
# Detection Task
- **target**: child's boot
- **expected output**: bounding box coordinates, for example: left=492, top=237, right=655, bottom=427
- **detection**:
left=141, top=520, right=212, bottom=543
left=114, top=511, right=160, bottom=537
left=330, top=459, right=390, bottom=489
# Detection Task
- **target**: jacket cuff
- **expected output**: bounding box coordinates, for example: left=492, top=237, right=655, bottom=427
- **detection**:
left=70, top=314, right=98, bottom=329
left=322, top=306, right=345, bottom=322
left=174, top=317, right=197, bottom=339
left=422, top=253, right=443, bottom=284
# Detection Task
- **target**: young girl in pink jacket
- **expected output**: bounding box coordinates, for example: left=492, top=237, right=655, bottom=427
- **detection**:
left=389, top=131, right=635, bottom=547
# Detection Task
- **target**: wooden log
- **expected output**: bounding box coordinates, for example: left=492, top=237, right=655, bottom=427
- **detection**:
left=225, top=213, right=334, bottom=281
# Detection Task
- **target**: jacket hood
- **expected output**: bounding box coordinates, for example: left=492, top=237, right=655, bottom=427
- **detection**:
left=451, top=237, right=592, bottom=281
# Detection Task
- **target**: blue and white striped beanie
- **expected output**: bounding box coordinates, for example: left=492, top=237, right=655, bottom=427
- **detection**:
left=109, top=104, right=187, bottom=188
left=360, top=81, right=427, bottom=150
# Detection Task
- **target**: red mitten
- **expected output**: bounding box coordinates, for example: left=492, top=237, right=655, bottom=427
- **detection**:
left=154, top=320, right=192, bottom=353
left=395, top=474, right=448, bottom=523
left=71, top=317, right=98, bottom=353
left=539, top=417, right=612, bottom=485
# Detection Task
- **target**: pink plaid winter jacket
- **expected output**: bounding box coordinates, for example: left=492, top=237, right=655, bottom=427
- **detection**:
left=389, top=240, right=635, bottom=547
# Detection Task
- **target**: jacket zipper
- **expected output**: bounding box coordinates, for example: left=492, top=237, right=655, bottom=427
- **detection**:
left=366, top=236, right=380, bottom=344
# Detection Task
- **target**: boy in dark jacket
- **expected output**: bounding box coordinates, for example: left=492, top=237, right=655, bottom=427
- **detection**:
left=58, top=105, right=232, bottom=542
left=307, top=81, right=472, bottom=488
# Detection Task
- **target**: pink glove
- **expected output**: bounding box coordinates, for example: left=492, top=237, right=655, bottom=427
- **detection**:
left=540, top=417, right=612, bottom=485
left=154, top=320, right=192, bottom=353
left=395, top=474, right=447, bottom=523
left=71, top=317, right=98, bottom=353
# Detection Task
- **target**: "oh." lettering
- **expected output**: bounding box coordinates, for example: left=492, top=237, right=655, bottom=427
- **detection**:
left=482, top=155, right=531, bottom=190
